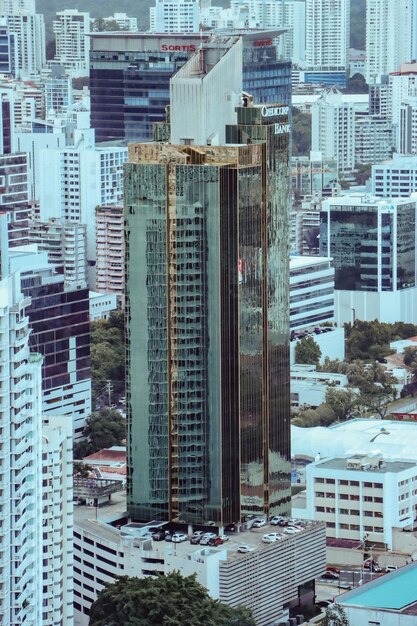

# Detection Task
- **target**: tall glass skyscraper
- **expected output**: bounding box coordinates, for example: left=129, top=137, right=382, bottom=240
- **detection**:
left=125, top=100, right=291, bottom=526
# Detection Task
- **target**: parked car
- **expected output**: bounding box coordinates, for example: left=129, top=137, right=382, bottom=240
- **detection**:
left=321, top=571, right=339, bottom=580
left=251, top=519, right=266, bottom=528
left=386, top=565, right=398, bottom=572
left=164, top=532, right=174, bottom=542
left=270, top=516, right=284, bottom=526
left=200, top=533, right=217, bottom=545
left=237, top=545, right=255, bottom=553
left=208, top=536, right=224, bottom=546
left=152, top=530, right=166, bottom=541
left=278, top=519, right=289, bottom=527
left=262, top=533, right=281, bottom=543
left=172, top=533, right=188, bottom=543
left=326, top=566, right=340, bottom=574
left=283, top=526, right=301, bottom=535
left=316, top=600, right=332, bottom=609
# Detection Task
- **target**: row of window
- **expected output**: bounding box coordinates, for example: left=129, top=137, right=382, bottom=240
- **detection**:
left=315, top=478, right=383, bottom=488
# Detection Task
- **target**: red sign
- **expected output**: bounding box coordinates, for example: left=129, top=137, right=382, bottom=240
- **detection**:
left=254, top=39, right=272, bottom=47
left=161, top=44, right=197, bottom=52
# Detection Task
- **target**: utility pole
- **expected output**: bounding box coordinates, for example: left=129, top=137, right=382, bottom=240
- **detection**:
left=105, top=380, right=113, bottom=407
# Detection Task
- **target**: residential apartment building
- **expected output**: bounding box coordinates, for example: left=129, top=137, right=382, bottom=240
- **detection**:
left=125, top=40, right=291, bottom=526
left=0, top=270, right=43, bottom=625
left=37, top=137, right=127, bottom=287
left=95, top=205, right=125, bottom=307
left=0, top=19, right=17, bottom=75
left=44, top=68, right=72, bottom=116
left=372, top=154, right=417, bottom=197
left=311, top=91, right=356, bottom=172
left=354, top=114, right=394, bottom=165
left=41, top=414, right=74, bottom=626
left=9, top=247, right=91, bottom=439
left=305, top=0, right=349, bottom=71
left=29, top=218, right=87, bottom=289
left=366, top=0, right=415, bottom=84
left=149, top=0, right=200, bottom=33
left=320, top=194, right=417, bottom=324
left=53, top=10, right=90, bottom=78
left=0, top=12, right=45, bottom=78
left=0, top=152, right=31, bottom=247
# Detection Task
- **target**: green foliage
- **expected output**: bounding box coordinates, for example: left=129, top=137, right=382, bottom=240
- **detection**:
left=292, top=403, right=335, bottom=428
left=74, top=408, right=126, bottom=457
left=92, top=18, right=121, bottom=31
left=73, top=461, right=92, bottom=477
left=325, top=388, right=358, bottom=422
left=345, top=320, right=417, bottom=362
left=353, top=163, right=372, bottom=186
left=295, top=336, right=322, bottom=365
left=89, top=573, right=256, bottom=626
left=403, top=347, right=417, bottom=367
left=322, top=603, right=350, bottom=626
left=345, top=74, right=368, bottom=94
left=292, top=108, right=311, bottom=156
left=90, top=312, right=125, bottom=402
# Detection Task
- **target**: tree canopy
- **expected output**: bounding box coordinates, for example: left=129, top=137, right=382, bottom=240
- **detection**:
left=345, top=320, right=417, bottom=362
left=91, top=311, right=125, bottom=403
left=89, top=573, right=256, bottom=626
left=322, top=603, right=350, bottom=626
left=74, top=408, right=126, bottom=458
left=295, top=336, right=322, bottom=366
left=292, top=108, right=311, bottom=156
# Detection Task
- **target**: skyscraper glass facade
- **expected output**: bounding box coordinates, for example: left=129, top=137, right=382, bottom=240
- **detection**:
left=125, top=104, right=290, bottom=526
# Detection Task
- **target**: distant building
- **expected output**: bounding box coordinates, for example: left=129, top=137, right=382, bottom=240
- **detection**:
left=372, top=154, right=417, bottom=198
left=290, top=256, right=335, bottom=330
left=320, top=194, right=417, bottom=324
left=291, top=151, right=338, bottom=201
left=1, top=13, right=45, bottom=78
left=290, top=364, right=350, bottom=408
left=89, top=290, right=118, bottom=321
left=149, top=0, right=200, bottom=33
left=305, top=0, right=349, bottom=71
left=95, top=205, right=125, bottom=307
left=53, top=10, right=90, bottom=78
left=366, top=0, right=415, bottom=84
left=354, top=114, right=394, bottom=165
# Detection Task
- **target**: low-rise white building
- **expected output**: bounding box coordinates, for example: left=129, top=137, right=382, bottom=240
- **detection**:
left=301, top=453, right=417, bottom=549
left=89, top=290, right=118, bottom=320
left=339, top=562, right=417, bottom=626
left=290, top=256, right=335, bottom=330
left=73, top=494, right=326, bottom=626
left=290, top=364, right=349, bottom=408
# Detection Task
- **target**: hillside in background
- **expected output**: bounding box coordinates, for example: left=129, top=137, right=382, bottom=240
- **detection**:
left=38, top=0, right=366, bottom=50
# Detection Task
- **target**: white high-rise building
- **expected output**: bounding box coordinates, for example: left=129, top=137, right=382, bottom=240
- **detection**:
left=37, top=138, right=128, bottom=287
left=41, top=414, right=74, bottom=626
left=103, top=12, right=138, bottom=31
left=0, top=265, right=43, bottom=625
left=366, top=0, right=415, bottom=84
left=1, top=13, right=45, bottom=77
left=305, top=0, right=349, bottom=70
left=150, top=0, right=200, bottom=33
left=53, top=10, right=90, bottom=78
left=311, top=91, right=357, bottom=172
left=0, top=0, right=35, bottom=13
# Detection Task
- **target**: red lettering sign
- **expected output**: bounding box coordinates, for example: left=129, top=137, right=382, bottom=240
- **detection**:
left=254, top=39, right=273, bottom=47
left=161, top=44, right=197, bottom=52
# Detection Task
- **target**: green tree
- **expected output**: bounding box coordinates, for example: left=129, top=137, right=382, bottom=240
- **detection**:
left=403, top=347, right=417, bottom=367
left=323, top=603, right=349, bottom=626
left=89, top=573, right=256, bottom=626
left=91, top=315, right=125, bottom=402
left=292, top=403, right=336, bottom=427
left=325, top=387, right=358, bottom=422
left=73, top=461, right=92, bottom=477
left=292, top=108, right=311, bottom=156
left=92, top=17, right=121, bottom=31
left=295, top=336, right=322, bottom=365
left=74, top=408, right=126, bottom=458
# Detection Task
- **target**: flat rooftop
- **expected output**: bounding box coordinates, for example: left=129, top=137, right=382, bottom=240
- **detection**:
left=74, top=493, right=323, bottom=559
left=341, top=562, right=417, bottom=611
left=316, top=457, right=416, bottom=474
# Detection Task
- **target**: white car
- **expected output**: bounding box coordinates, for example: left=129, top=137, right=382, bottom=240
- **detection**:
left=171, top=533, right=188, bottom=543
left=284, top=526, right=301, bottom=535
left=270, top=516, right=284, bottom=526
left=199, top=532, right=217, bottom=545
left=237, top=545, right=256, bottom=553
left=262, top=533, right=281, bottom=543
left=251, top=519, right=266, bottom=528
